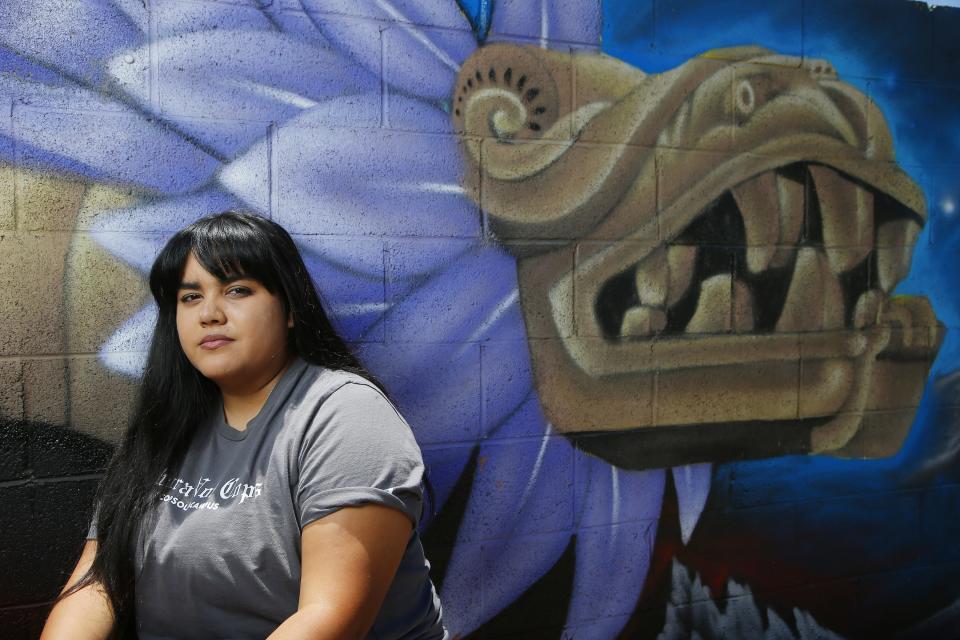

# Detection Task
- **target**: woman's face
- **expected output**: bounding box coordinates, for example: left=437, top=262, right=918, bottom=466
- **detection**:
left=176, top=253, right=292, bottom=392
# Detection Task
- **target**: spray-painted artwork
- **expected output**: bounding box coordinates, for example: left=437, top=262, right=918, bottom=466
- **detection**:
left=1, top=0, right=959, bottom=637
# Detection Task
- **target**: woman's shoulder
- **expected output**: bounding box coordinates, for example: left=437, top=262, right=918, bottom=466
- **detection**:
left=295, top=360, right=392, bottom=409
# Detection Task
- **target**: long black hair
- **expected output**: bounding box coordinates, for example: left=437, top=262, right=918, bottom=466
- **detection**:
left=59, top=212, right=390, bottom=637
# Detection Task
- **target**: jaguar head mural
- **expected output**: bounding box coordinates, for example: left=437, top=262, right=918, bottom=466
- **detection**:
left=453, top=44, right=943, bottom=468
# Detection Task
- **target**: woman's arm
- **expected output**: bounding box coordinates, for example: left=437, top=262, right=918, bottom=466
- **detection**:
left=40, top=540, right=115, bottom=640
left=267, top=503, right=413, bottom=640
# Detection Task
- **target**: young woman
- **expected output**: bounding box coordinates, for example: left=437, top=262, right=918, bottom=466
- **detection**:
left=40, top=212, right=446, bottom=639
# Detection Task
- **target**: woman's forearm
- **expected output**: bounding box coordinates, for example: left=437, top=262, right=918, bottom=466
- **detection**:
left=40, top=540, right=114, bottom=640
left=266, top=603, right=369, bottom=640
left=40, top=581, right=114, bottom=640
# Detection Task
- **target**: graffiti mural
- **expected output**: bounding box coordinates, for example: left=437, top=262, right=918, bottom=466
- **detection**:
left=0, top=0, right=959, bottom=638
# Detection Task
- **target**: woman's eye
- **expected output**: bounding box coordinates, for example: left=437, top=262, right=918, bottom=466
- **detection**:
left=227, top=286, right=251, bottom=297
left=180, top=293, right=200, bottom=303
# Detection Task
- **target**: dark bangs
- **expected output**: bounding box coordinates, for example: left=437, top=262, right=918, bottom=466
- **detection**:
left=150, top=214, right=283, bottom=310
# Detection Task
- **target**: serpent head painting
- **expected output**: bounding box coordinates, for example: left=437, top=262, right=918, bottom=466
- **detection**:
left=0, top=0, right=954, bottom=637
left=452, top=41, right=942, bottom=466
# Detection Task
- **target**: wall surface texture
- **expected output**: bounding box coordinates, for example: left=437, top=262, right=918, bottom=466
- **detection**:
left=1, top=0, right=959, bottom=637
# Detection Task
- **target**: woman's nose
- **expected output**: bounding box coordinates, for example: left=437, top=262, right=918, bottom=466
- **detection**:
left=199, top=297, right=225, bottom=325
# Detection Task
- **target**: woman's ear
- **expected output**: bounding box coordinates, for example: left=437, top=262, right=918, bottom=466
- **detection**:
left=287, top=312, right=294, bottom=329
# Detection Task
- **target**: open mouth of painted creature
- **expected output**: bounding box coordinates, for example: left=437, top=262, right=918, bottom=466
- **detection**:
left=453, top=44, right=943, bottom=469
left=595, top=163, right=921, bottom=341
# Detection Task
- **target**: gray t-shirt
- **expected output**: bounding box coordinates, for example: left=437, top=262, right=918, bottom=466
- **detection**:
left=88, top=357, right=445, bottom=639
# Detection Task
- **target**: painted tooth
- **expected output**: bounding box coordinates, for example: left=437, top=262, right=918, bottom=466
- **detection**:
left=621, top=305, right=667, bottom=337
left=809, top=165, right=873, bottom=271
left=852, top=290, right=883, bottom=329
left=770, top=172, right=805, bottom=268
left=732, top=279, right=755, bottom=332
left=775, top=248, right=845, bottom=332
left=731, top=172, right=779, bottom=274
left=876, top=218, right=921, bottom=293
left=634, top=248, right=669, bottom=307
left=686, top=274, right=732, bottom=333
left=666, top=245, right=697, bottom=307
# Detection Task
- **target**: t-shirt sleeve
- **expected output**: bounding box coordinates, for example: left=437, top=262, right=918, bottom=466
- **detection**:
left=296, top=380, right=425, bottom=530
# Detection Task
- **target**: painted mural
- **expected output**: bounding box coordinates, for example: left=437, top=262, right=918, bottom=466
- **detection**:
left=0, top=0, right=958, bottom=638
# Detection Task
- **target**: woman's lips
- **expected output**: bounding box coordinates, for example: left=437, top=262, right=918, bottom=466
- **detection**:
left=199, top=337, right=234, bottom=350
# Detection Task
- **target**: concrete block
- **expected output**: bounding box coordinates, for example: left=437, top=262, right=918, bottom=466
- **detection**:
left=655, top=335, right=800, bottom=428
left=803, top=0, right=933, bottom=83
left=686, top=503, right=802, bottom=592
left=657, top=148, right=742, bottom=244
left=71, top=183, right=142, bottom=232
left=481, top=139, right=656, bottom=246
left=919, top=484, right=960, bottom=562
left=766, top=578, right=860, bottom=638
left=384, top=238, right=500, bottom=344
left=1, top=479, right=101, bottom=606
left=833, top=409, right=917, bottom=459
left=794, top=490, right=922, bottom=578
left=855, top=564, right=958, bottom=632
left=157, top=10, right=379, bottom=129
left=0, top=161, right=13, bottom=231
left=437, top=540, right=483, bottom=636
left=461, top=436, right=573, bottom=541
left=0, top=417, right=27, bottom=482
left=27, top=414, right=114, bottom=479
left=62, top=232, right=151, bottom=355
left=933, top=6, right=960, bottom=58
left=799, top=330, right=867, bottom=420
left=570, top=522, right=655, bottom=624
left=441, top=39, right=574, bottom=141
left=574, top=456, right=662, bottom=527
left=66, top=356, right=138, bottom=443
left=0, top=232, right=71, bottom=356
left=479, top=531, right=575, bottom=633
left=488, top=0, right=603, bottom=46
left=22, top=358, right=67, bottom=427
left=0, top=359, right=23, bottom=421
left=520, top=335, right=656, bottom=439
left=656, top=0, right=801, bottom=59
left=14, top=169, right=86, bottom=232
left=603, top=1, right=654, bottom=50
left=574, top=239, right=668, bottom=341
left=480, top=339, right=536, bottom=434
left=917, top=166, right=959, bottom=248
left=508, top=242, right=573, bottom=339
left=292, top=234, right=386, bottom=341
left=355, top=341, right=481, bottom=445
left=13, top=108, right=219, bottom=195
left=0, top=0, right=148, bottom=100
left=290, top=0, right=473, bottom=30
left=156, top=0, right=275, bottom=36
left=275, top=128, right=480, bottom=237
left=616, top=55, right=732, bottom=152
left=729, top=59, right=871, bottom=159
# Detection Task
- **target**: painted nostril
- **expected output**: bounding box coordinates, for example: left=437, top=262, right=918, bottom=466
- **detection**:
left=504, top=67, right=513, bottom=85
left=489, top=67, right=496, bottom=82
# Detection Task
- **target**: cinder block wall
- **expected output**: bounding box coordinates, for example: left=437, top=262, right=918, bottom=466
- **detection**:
left=1, top=0, right=959, bottom=638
